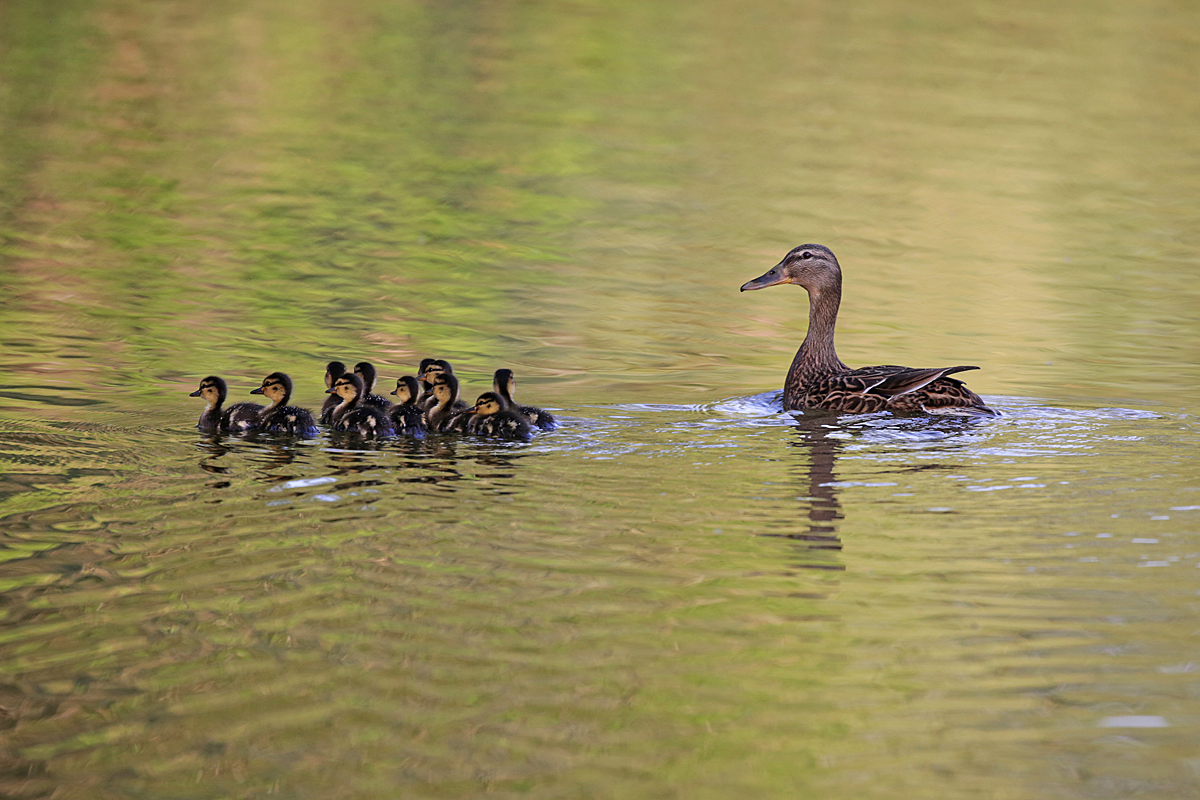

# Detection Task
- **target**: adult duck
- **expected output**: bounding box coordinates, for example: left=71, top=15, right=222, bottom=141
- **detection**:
left=740, top=244, right=997, bottom=416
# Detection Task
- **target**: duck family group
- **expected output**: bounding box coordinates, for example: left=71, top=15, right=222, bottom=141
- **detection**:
left=190, top=360, right=556, bottom=441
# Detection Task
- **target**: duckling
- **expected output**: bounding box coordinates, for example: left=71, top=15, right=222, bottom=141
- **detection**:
left=319, top=360, right=347, bottom=425
left=388, top=375, right=427, bottom=437
left=492, top=368, right=557, bottom=430
left=424, top=373, right=471, bottom=433
left=352, top=361, right=392, bottom=410
left=249, top=372, right=319, bottom=436
left=419, top=359, right=468, bottom=414
left=326, top=373, right=394, bottom=438
left=189, top=376, right=263, bottom=433
left=466, top=391, right=534, bottom=441
left=415, top=357, right=437, bottom=406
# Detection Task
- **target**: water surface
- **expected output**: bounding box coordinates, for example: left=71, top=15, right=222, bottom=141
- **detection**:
left=2, top=0, right=1199, bottom=798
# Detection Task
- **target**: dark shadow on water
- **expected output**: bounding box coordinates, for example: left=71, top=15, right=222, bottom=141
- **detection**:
left=756, top=412, right=846, bottom=571
left=762, top=409, right=999, bottom=571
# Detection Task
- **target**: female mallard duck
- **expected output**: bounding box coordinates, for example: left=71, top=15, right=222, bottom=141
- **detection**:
left=424, top=373, right=471, bottom=433
left=466, top=391, right=534, bottom=441
left=326, top=372, right=394, bottom=438
left=250, top=372, right=320, bottom=436
left=352, top=361, right=392, bottom=410
left=492, top=368, right=556, bottom=430
left=319, top=361, right=347, bottom=425
left=190, top=376, right=263, bottom=433
left=388, top=375, right=427, bottom=437
left=740, top=244, right=998, bottom=416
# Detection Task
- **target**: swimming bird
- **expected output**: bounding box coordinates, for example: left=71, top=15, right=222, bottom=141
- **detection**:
left=189, top=376, right=262, bottom=433
left=352, top=361, right=392, bottom=410
left=424, top=373, right=471, bottom=433
left=388, top=375, right=426, bottom=437
left=466, top=391, right=534, bottom=441
left=419, top=360, right=467, bottom=414
left=250, top=372, right=320, bottom=436
left=326, top=372, right=394, bottom=438
left=414, top=358, right=437, bottom=406
left=492, top=368, right=556, bottom=430
left=319, top=361, right=347, bottom=425
left=740, top=244, right=998, bottom=416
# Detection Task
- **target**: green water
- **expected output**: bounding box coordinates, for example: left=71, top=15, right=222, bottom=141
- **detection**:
left=2, top=0, right=1200, bottom=798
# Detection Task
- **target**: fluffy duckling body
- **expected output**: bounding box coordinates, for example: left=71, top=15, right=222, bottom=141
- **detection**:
left=190, top=376, right=263, bottom=433
left=466, top=391, right=534, bottom=441
left=388, top=375, right=426, bottom=437
left=418, top=359, right=467, bottom=414
left=424, top=373, right=471, bottom=433
left=353, top=362, right=392, bottom=410
left=740, top=244, right=997, bottom=416
left=415, top=358, right=437, bottom=407
left=319, top=361, right=347, bottom=425
left=493, top=368, right=557, bottom=430
left=250, top=372, right=320, bottom=436
left=326, top=373, right=394, bottom=438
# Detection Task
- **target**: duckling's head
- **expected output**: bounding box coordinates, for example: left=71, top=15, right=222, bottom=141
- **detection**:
left=251, top=372, right=293, bottom=406
left=353, top=361, right=378, bottom=392
left=740, top=244, right=841, bottom=297
left=421, top=359, right=452, bottom=386
left=417, top=358, right=437, bottom=386
left=190, top=376, right=228, bottom=407
left=431, top=373, right=459, bottom=406
left=492, top=369, right=516, bottom=401
left=470, top=392, right=505, bottom=417
left=391, top=375, right=420, bottom=405
left=324, top=361, right=347, bottom=389
left=328, top=372, right=364, bottom=404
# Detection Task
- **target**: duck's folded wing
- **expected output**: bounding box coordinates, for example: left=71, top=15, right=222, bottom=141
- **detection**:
left=849, top=365, right=979, bottom=398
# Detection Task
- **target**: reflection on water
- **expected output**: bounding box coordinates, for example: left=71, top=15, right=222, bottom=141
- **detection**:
left=3, top=0, right=1200, bottom=796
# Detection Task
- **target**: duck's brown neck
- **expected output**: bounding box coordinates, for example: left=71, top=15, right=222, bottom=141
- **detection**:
left=788, top=282, right=849, bottom=384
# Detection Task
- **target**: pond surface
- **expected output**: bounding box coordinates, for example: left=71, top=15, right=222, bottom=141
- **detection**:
left=2, top=0, right=1200, bottom=798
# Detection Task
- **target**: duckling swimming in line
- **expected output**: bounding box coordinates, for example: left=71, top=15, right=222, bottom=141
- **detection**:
left=466, top=391, right=534, bottom=441
left=319, top=361, right=347, bottom=425
left=353, top=361, right=392, bottom=410
left=740, top=244, right=998, bottom=416
left=418, top=359, right=467, bottom=413
left=389, top=375, right=426, bottom=437
left=250, top=372, right=320, bottom=436
left=424, top=373, right=471, bottom=433
left=492, top=368, right=556, bottom=430
left=326, top=373, right=394, bottom=438
left=190, top=376, right=263, bottom=433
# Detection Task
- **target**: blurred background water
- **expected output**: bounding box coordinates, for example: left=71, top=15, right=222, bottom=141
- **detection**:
left=2, top=0, right=1199, bottom=798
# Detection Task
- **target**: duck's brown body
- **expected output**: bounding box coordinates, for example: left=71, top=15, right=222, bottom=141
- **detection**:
left=742, top=244, right=997, bottom=417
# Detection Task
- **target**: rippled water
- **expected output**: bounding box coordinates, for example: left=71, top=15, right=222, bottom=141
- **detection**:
left=3, top=0, right=1200, bottom=797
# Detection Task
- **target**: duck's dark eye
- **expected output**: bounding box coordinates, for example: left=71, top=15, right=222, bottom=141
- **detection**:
left=800, top=251, right=813, bottom=260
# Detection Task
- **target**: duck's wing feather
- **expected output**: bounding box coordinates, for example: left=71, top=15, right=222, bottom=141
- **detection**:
left=847, top=365, right=980, bottom=398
